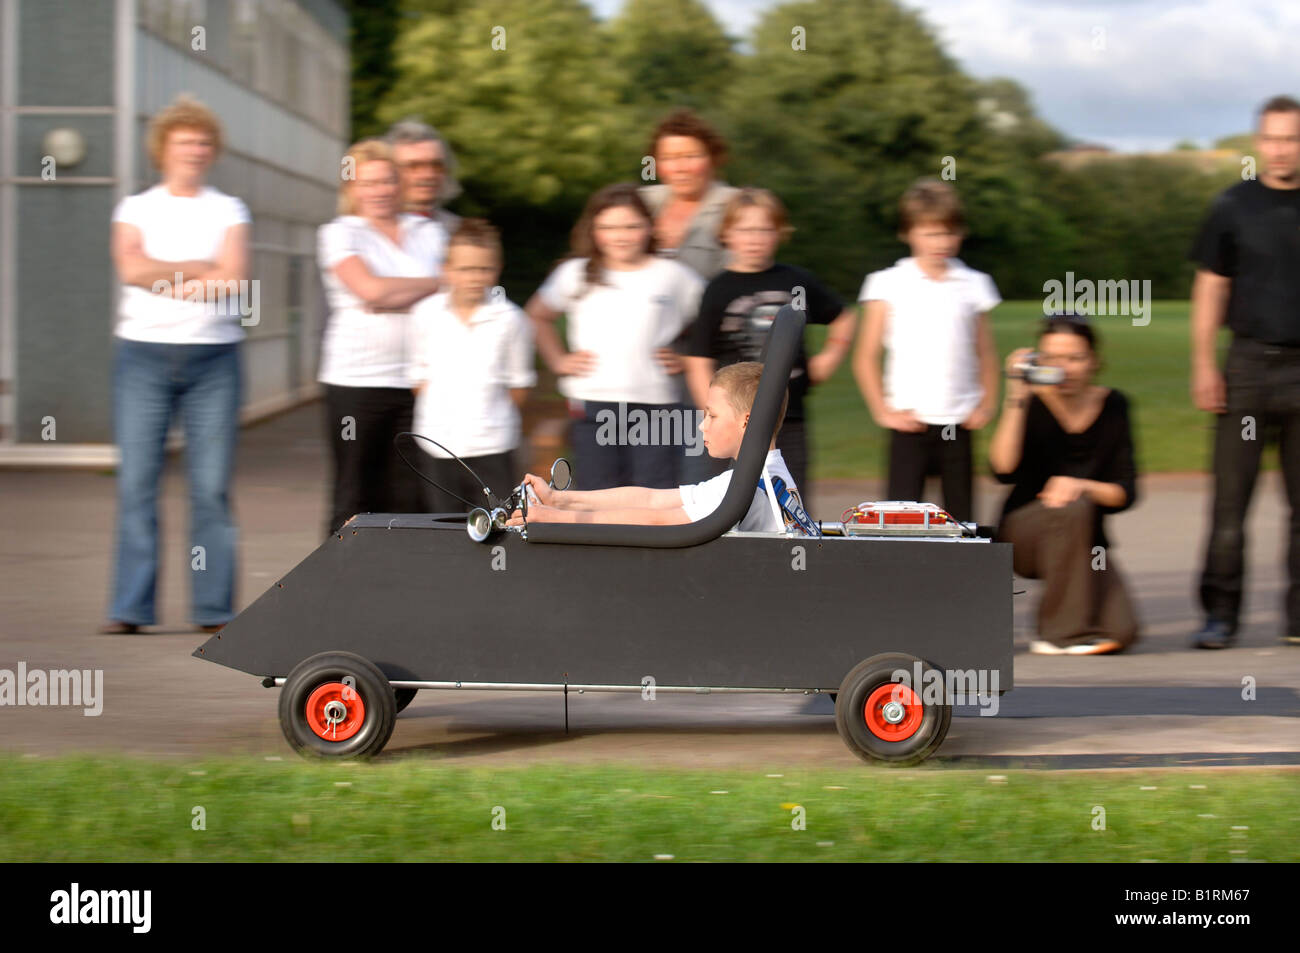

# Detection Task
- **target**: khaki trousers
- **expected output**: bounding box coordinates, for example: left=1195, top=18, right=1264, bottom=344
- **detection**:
left=998, top=499, right=1139, bottom=649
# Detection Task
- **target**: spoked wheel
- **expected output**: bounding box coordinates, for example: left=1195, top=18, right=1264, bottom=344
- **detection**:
left=279, top=652, right=396, bottom=759
left=834, top=653, right=951, bottom=766
left=393, top=687, right=418, bottom=714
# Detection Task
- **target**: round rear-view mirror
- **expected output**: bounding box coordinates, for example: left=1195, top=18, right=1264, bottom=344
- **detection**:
left=549, top=457, right=572, bottom=491
left=466, top=507, right=493, bottom=543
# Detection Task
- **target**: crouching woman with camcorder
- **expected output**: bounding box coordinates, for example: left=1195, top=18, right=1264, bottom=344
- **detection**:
left=989, top=315, right=1140, bottom=655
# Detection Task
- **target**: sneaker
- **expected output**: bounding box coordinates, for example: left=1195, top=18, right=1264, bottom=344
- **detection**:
left=1029, top=640, right=1067, bottom=655
left=1283, top=633, right=1300, bottom=646
left=98, top=621, right=140, bottom=635
left=1030, top=638, right=1123, bottom=655
left=1064, top=638, right=1123, bottom=655
left=1190, top=619, right=1235, bottom=650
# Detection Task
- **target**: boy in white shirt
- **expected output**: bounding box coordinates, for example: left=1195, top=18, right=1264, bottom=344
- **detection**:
left=512, top=362, right=810, bottom=533
left=853, top=178, right=1001, bottom=522
left=410, top=219, right=535, bottom=511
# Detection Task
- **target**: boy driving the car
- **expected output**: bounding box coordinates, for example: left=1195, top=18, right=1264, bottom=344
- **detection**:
left=509, top=361, right=810, bottom=532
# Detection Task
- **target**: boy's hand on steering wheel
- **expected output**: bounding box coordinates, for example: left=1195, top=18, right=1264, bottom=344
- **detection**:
left=521, top=473, right=556, bottom=507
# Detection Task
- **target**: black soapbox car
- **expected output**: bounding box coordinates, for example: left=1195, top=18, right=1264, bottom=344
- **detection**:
left=195, top=307, right=1013, bottom=765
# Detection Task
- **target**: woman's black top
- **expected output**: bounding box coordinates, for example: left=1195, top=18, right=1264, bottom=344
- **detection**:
left=993, top=388, right=1138, bottom=549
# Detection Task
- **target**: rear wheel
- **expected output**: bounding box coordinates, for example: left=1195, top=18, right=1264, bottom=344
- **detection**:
left=834, top=653, right=951, bottom=765
left=279, top=652, right=396, bottom=759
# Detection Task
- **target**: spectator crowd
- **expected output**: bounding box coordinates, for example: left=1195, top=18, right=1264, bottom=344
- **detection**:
left=99, top=94, right=1300, bottom=660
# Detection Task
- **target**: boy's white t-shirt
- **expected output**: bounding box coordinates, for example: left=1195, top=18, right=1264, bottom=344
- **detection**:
left=858, top=257, right=1000, bottom=425
left=409, top=292, right=536, bottom=459
left=678, top=449, right=799, bottom=533
left=317, top=214, right=447, bottom=388
left=537, top=256, right=702, bottom=405
left=111, top=185, right=252, bottom=344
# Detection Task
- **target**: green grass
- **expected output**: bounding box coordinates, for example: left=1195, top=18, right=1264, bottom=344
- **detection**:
left=2, top=754, right=1296, bottom=861
left=806, top=300, right=1259, bottom=480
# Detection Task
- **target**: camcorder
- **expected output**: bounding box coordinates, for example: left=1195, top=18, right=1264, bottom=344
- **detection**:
left=1011, top=353, right=1065, bottom=386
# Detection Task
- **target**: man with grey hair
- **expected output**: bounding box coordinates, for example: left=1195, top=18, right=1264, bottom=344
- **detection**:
left=386, top=118, right=462, bottom=234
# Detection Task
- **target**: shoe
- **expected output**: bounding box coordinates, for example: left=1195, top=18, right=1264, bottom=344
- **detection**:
left=197, top=623, right=226, bottom=634
left=1064, top=638, right=1123, bottom=655
left=1190, top=620, right=1235, bottom=649
left=1283, top=633, right=1300, bottom=646
left=1030, top=638, right=1123, bottom=655
left=98, top=621, right=140, bottom=635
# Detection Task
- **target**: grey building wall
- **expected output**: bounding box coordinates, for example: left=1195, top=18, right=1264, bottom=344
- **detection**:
left=0, top=0, right=348, bottom=454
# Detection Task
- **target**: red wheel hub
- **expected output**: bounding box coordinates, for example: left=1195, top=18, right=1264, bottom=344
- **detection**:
left=863, top=682, right=923, bottom=741
left=305, top=681, right=366, bottom=741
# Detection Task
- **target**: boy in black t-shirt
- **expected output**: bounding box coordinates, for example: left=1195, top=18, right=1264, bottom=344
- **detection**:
left=684, top=188, right=857, bottom=500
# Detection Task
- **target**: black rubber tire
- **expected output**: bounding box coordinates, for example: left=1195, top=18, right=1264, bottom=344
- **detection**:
left=393, top=687, right=418, bottom=714
left=279, top=651, right=397, bottom=759
left=834, top=653, right=951, bottom=766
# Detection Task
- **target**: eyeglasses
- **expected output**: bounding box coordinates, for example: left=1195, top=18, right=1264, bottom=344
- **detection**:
left=400, top=159, right=445, bottom=171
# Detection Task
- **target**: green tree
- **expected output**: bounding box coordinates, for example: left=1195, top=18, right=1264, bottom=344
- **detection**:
left=606, top=0, right=736, bottom=122
left=344, top=0, right=403, bottom=139
left=378, top=0, right=638, bottom=295
left=722, top=0, right=1069, bottom=299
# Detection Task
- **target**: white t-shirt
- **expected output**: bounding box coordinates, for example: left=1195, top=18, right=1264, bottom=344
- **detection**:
left=537, top=256, right=702, bottom=405
left=111, top=185, right=251, bottom=344
left=858, top=257, right=1001, bottom=424
left=410, top=292, right=536, bottom=458
left=679, top=449, right=801, bottom=533
left=317, top=214, right=446, bottom=388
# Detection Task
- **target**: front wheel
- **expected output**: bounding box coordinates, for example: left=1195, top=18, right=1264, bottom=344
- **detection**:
left=279, top=652, right=397, bottom=759
left=834, top=653, right=951, bottom=766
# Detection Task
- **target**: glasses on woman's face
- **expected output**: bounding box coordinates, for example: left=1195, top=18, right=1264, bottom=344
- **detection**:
left=730, top=226, right=777, bottom=236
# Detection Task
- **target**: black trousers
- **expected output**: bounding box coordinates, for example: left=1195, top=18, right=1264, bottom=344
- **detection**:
left=886, top=424, right=973, bottom=522
left=777, top=418, right=809, bottom=510
left=418, top=449, right=518, bottom=514
left=323, top=384, right=422, bottom=535
left=1199, top=337, right=1300, bottom=637
left=568, top=399, right=681, bottom=490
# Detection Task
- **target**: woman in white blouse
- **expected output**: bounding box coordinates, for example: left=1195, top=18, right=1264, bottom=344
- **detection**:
left=317, top=139, right=445, bottom=534
left=102, top=95, right=250, bottom=635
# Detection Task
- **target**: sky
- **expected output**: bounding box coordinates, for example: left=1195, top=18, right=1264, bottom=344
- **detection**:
left=589, top=0, right=1300, bottom=152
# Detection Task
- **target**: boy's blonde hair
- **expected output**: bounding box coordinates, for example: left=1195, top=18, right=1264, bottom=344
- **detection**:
left=447, top=217, right=502, bottom=260
left=718, top=187, right=795, bottom=244
left=147, top=94, right=224, bottom=169
left=898, top=177, right=965, bottom=234
left=712, top=361, right=789, bottom=440
left=337, top=139, right=397, bottom=215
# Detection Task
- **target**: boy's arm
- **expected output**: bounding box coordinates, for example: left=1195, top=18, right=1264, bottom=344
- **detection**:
left=540, top=482, right=681, bottom=511
left=684, top=355, right=715, bottom=408
left=963, top=311, right=1000, bottom=429
left=808, top=306, right=857, bottom=383
left=518, top=503, right=693, bottom=525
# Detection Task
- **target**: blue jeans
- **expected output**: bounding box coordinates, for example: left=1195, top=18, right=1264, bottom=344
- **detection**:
left=109, top=339, right=242, bottom=626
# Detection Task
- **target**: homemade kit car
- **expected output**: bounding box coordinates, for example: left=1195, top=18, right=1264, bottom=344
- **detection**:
left=195, top=307, right=1014, bottom=765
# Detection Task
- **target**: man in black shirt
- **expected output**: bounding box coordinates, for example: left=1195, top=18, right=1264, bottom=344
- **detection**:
left=1189, top=95, right=1300, bottom=649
